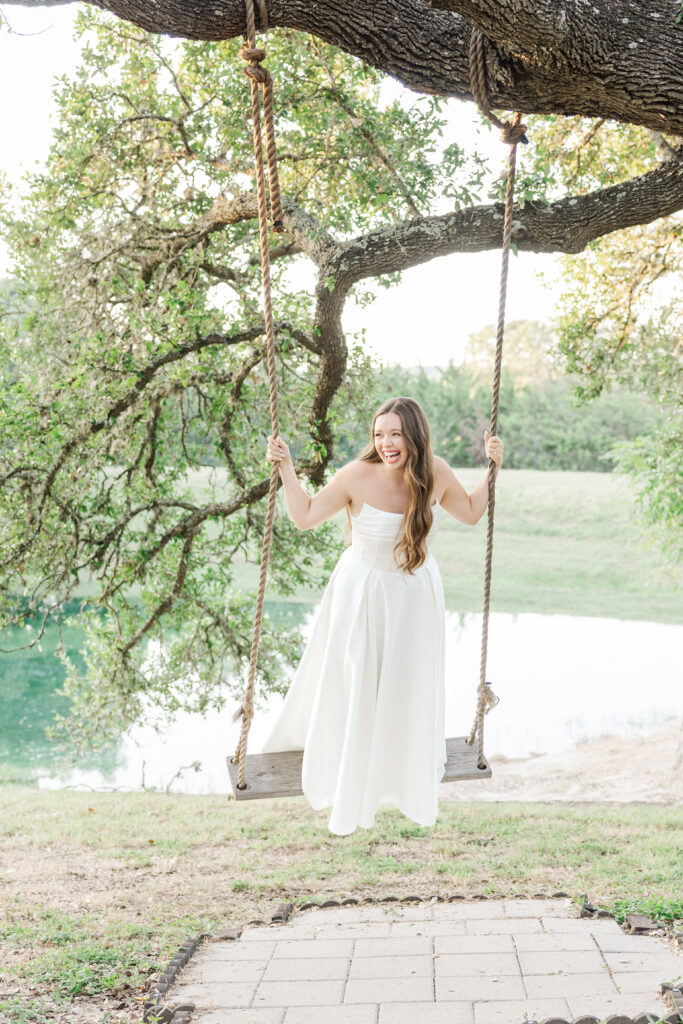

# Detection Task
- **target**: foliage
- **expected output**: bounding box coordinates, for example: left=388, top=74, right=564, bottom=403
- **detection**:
left=0, top=11, right=474, bottom=751
left=605, top=894, right=683, bottom=928
left=357, top=331, right=664, bottom=474
left=521, top=114, right=683, bottom=555
left=1, top=8, right=681, bottom=757
left=612, top=409, right=683, bottom=561
left=463, top=320, right=560, bottom=387
left=501, top=377, right=663, bottom=474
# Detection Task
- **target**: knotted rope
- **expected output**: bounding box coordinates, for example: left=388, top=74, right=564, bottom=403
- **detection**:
left=468, top=29, right=528, bottom=147
left=239, top=0, right=283, bottom=232
left=232, top=0, right=283, bottom=790
left=466, top=27, right=527, bottom=769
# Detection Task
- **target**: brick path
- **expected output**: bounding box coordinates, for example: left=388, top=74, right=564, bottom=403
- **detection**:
left=167, top=899, right=682, bottom=1024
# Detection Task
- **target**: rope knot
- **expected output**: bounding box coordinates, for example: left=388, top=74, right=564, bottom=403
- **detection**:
left=239, top=1, right=283, bottom=237
left=482, top=682, right=500, bottom=713
left=500, top=119, right=529, bottom=146
left=240, top=43, right=270, bottom=85
left=240, top=43, right=266, bottom=63
left=469, top=27, right=528, bottom=149
left=243, top=63, right=271, bottom=85
left=500, top=122, right=529, bottom=146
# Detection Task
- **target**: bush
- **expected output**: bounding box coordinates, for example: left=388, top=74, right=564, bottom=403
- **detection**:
left=334, top=361, right=663, bottom=472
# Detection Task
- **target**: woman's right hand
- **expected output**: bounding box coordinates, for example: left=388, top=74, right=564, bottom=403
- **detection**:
left=266, top=435, right=292, bottom=467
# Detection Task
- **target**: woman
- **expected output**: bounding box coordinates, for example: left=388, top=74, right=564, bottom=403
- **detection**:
left=262, top=396, right=504, bottom=835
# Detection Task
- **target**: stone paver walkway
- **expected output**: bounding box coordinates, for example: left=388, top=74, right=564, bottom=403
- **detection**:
left=168, top=899, right=682, bottom=1024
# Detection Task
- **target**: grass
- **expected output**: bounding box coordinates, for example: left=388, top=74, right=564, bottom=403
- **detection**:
left=0, top=996, right=65, bottom=1024
left=0, top=789, right=681, bottom=1022
left=433, top=469, right=682, bottom=621
left=231, top=469, right=682, bottom=623
left=0, top=909, right=159, bottom=998
left=2, top=469, right=682, bottom=1021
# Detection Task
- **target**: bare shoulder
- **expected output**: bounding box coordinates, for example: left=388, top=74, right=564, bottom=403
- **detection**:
left=340, top=458, right=375, bottom=481
left=327, top=458, right=370, bottom=497
left=433, top=454, right=469, bottom=506
left=333, top=458, right=366, bottom=479
left=335, top=459, right=377, bottom=514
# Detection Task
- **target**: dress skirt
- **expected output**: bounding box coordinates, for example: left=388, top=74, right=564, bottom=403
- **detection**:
left=261, top=502, right=447, bottom=835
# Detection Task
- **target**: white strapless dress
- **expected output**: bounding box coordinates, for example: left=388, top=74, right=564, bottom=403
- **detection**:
left=261, top=502, right=447, bottom=835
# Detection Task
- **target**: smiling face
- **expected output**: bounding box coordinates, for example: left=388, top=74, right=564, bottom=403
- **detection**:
left=373, top=411, right=408, bottom=471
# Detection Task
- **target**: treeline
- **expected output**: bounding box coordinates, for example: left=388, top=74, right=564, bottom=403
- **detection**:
left=333, top=362, right=663, bottom=472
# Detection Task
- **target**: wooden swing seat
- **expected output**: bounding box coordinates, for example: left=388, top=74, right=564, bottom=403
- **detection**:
left=227, top=735, right=491, bottom=801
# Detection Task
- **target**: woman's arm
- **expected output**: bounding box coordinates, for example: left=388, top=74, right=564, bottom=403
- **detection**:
left=266, top=435, right=353, bottom=530
left=435, top=432, right=504, bottom=525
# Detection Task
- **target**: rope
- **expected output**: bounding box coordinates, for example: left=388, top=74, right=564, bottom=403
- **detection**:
left=466, top=27, right=527, bottom=769
left=232, top=0, right=283, bottom=790
left=231, top=12, right=521, bottom=783
left=240, top=1, right=284, bottom=233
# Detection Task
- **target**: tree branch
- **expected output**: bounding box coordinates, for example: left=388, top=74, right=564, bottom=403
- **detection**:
left=119, top=524, right=198, bottom=659
left=5, top=325, right=268, bottom=571
left=139, top=192, right=331, bottom=281
left=327, top=153, right=683, bottom=288
left=3, top=0, right=679, bottom=134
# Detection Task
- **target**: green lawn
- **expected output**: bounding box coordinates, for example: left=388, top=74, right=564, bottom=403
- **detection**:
left=233, top=468, right=682, bottom=622
left=0, top=789, right=681, bottom=1022
left=433, top=469, right=682, bottom=621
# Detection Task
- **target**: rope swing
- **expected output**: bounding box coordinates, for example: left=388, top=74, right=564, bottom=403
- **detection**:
left=231, top=0, right=284, bottom=791
left=465, top=28, right=527, bottom=769
left=228, top=12, right=527, bottom=797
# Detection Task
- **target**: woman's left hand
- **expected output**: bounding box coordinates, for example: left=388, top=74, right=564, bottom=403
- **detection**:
left=484, top=430, right=504, bottom=469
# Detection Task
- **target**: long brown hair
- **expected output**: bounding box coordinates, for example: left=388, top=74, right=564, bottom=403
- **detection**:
left=359, top=397, right=434, bottom=573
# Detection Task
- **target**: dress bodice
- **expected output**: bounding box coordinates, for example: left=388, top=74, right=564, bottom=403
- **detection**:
left=349, top=502, right=439, bottom=572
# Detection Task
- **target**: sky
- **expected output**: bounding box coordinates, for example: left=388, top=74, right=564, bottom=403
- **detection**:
left=0, top=3, right=564, bottom=368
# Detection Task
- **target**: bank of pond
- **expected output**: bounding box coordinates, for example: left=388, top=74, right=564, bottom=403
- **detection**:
left=2, top=601, right=681, bottom=794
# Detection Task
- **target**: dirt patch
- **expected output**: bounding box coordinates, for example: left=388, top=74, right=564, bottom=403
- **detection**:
left=441, top=719, right=683, bottom=805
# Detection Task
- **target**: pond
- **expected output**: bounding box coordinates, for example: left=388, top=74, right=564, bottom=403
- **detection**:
left=2, top=606, right=681, bottom=794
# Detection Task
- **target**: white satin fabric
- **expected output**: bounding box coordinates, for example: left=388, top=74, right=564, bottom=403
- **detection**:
left=261, top=502, right=448, bottom=835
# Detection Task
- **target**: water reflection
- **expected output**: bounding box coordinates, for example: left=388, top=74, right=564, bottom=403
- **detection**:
left=0, top=605, right=119, bottom=784
left=29, top=609, right=682, bottom=795
left=445, top=611, right=682, bottom=761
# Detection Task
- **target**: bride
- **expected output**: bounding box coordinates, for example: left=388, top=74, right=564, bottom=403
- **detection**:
left=262, top=396, right=504, bottom=835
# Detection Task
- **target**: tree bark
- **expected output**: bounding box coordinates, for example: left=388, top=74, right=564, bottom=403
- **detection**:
left=333, top=155, right=683, bottom=281
left=193, top=148, right=683, bottom=282
left=6, top=0, right=682, bottom=135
